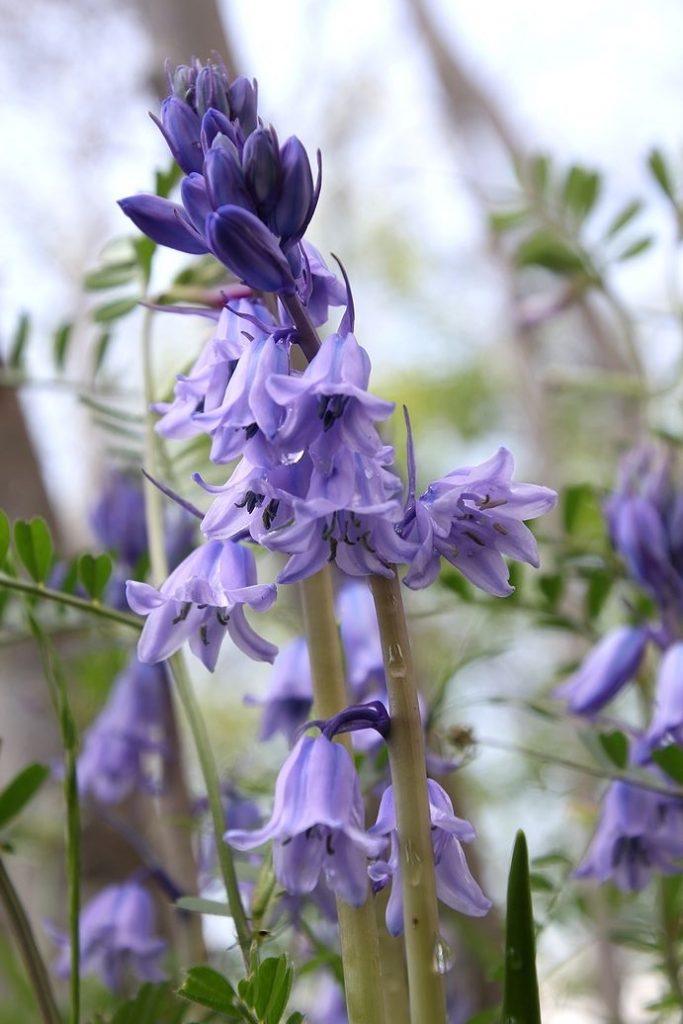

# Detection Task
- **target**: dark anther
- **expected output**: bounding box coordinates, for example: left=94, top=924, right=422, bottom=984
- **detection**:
left=328, top=537, right=338, bottom=561
left=244, top=422, right=259, bottom=439
left=235, top=489, right=265, bottom=513
left=317, top=393, right=349, bottom=431
left=216, top=609, right=230, bottom=626
left=262, top=499, right=280, bottom=529
left=326, top=833, right=335, bottom=856
left=464, top=530, right=485, bottom=546
left=172, top=601, right=192, bottom=625
left=200, top=624, right=209, bottom=646
left=194, top=398, right=205, bottom=414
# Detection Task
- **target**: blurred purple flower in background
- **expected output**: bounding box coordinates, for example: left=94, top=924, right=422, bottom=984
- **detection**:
left=78, top=656, right=168, bottom=804
left=46, top=880, right=166, bottom=991
left=554, top=625, right=649, bottom=715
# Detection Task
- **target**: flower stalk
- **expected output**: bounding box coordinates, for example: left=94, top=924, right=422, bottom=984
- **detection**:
left=299, top=566, right=387, bottom=1024
left=370, top=571, right=447, bottom=1024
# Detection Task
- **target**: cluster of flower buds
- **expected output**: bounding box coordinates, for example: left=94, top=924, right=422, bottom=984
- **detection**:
left=120, top=59, right=320, bottom=295
left=556, top=444, right=683, bottom=889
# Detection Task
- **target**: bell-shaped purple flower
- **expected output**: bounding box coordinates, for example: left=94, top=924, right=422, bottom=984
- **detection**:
left=78, top=657, right=168, bottom=804
left=225, top=734, right=387, bottom=906
left=400, top=447, right=557, bottom=594
left=637, top=642, right=683, bottom=759
left=118, top=195, right=208, bottom=255
left=154, top=304, right=250, bottom=441
left=336, top=581, right=386, bottom=695
left=46, top=880, right=166, bottom=991
left=575, top=778, right=683, bottom=891
left=207, top=205, right=296, bottom=294
left=554, top=625, right=649, bottom=715
left=126, top=539, right=277, bottom=670
left=368, top=780, right=491, bottom=936
left=152, top=96, right=203, bottom=174
left=296, top=243, right=347, bottom=327
left=250, top=636, right=313, bottom=742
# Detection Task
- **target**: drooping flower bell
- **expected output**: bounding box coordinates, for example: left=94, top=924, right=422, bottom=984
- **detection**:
left=575, top=777, right=683, bottom=891
left=225, top=734, right=387, bottom=906
left=399, top=442, right=557, bottom=594
left=126, top=539, right=277, bottom=670
left=368, top=780, right=491, bottom=935
left=78, top=656, right=168, bottom=804
left=45, top=880, right=166, bottom=991
left=554, top=625, right=650, bottom=715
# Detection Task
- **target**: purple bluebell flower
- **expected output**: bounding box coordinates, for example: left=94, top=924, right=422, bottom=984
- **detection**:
left=400, top=446, right=557, bottom=594
left=336, top=581, right=386, bottom=695
left=296, top=243, right=347, bottom=327
left=368, top=780, right=491, bottom=936
left=120, top=59, right=321, bottom=300
left=78, top=656, right=168, bottom=804
left=193, top=787, right=262, bottom=887
left=266, top=330, right=394, bottom=466
left=305, top=974, right=348, bottom=1024
left=575, top=778, right=683, bottom=891
left=45, top=880, right=165, bottom=991
left=249, top=636, right=313, bottom=742
left=154, top=303, right=256, bottom=441
left=637, top=642, right=683, bottom=759
left=126, top=539, right=277, bottom=670
left=554, top=626, right=649, bottom=715
left=225, top=734, right=386, bottom=906
left=605, top=445, right=683, bottom=615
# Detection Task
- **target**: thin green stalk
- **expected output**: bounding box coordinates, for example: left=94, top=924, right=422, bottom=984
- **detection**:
left=168, top=653, right=251, bottom=969
left=370, top=572, right=447, bottom=1024
left=27, top=614, right=81, bottom=1024
left=0, top=856, right=62, bottom=1024
left=299, top=567, right=387, bottom=1024
left=0, top=573, right=140, bottom=630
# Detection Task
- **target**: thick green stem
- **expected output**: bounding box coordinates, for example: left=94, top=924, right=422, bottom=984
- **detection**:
left=299, top=567, right=387, bottom=1024
left=0, top=573, right=140, bottom=630
left=370, top=572, right=447, bottom=1024
left=0, top=857, right=62, bottom=1024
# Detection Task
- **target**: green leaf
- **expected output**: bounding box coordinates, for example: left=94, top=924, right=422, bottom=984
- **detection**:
left=501, top=831, right=542, bottom=1024
left=107, top=982, right=186, bottom=1024
left=561, top=483, right=602, bottom=537
left=528, top=154, right=551, bottom=194
left=440, top=570, right=474, bottom=601
left=651, top=745, right=683, bottom=784
left=92, top=297, right=139, bottom=323
left=252, top=956, right=293, bottom=1024
left=77, top=553, right=112, bottom=601
left=13, top=518, right=54, bottom=583
left=488, top=208, right=529, bottom=233
left=0, top=763, right=49, bottom=830
left=84, top=264, right=137, bottom=290
left=515, top=230, right=587, bottom=275
left=604, top=199, right=643, bottom=239
left=285, top=1015, right=305, bottom=1024
left=93, top=332, right=113, bottom=375
left=584, top=569, right=613, bottom=619
left=175, top=896, right=234, bottom=917
left=537, top=573, right=563, bottom=608
left=648, top=148, right=676, bottom=200
left=562, top=165, right=601, bottom=222
left=178, top=966, right=237, bottom=1014
left=615, top=236, right=653, bottom=261
left=8, top=313, right=30, bottom=370
left=53, top=322, right=73, bottom=371
left=598, top=730, right=629, bottom=770
left=0, top=510, right=10, bottom=566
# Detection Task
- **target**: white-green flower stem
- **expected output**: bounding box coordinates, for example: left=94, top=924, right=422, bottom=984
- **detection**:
left=370, top=572, right=447, bottom=1024
left=299, top=567, right=387, bottom=1024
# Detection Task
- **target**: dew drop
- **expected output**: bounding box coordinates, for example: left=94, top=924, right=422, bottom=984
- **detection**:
left=387, top=642, right=406, bottom=677
left=281, top=449, right=305, bottom=466
left=432, top=935, right=454, bottom=975
left=403, top=840, right=423, bottom=885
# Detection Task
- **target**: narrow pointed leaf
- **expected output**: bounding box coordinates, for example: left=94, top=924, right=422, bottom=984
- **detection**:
left=0, top=763, right=49, bottom=830
left=8, top=313, right=30, bottom=370
left=501, top=830, right=542, bottom=1024
left=53, top=322, right=73, bottom=371
left=0, top=510, right=10, bottom=566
